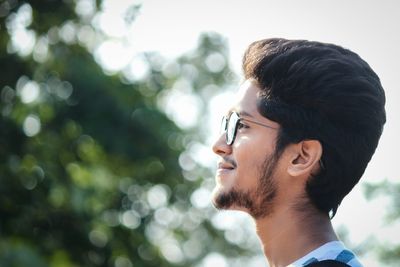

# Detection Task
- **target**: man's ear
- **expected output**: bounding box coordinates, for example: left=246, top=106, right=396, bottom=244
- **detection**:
left=287, top=140, right=322, bottom=177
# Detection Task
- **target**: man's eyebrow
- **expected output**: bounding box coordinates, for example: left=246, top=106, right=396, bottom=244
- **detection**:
left=237, top=110, right=254, bottom=118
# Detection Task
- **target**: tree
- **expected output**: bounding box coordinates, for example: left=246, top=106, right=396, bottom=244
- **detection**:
left=0, top=1, right=257, bottom=266
left=363, top=181, right=400, bottom=267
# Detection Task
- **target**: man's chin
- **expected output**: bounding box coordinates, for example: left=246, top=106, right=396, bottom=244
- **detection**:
left=211, top=186, right=270, bottom=219
left=211, top=187, right=232, bottom=209
left=211, top=186, right=246, bottom=211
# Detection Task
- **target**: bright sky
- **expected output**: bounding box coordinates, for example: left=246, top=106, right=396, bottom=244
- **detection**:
left=98, top=0, right=400, bottom=265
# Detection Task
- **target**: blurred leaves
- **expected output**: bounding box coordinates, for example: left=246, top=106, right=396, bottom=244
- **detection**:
left=364, top=180, right=400, bottom=222
left=0, top=1, right=253, bottom=267
left=363, top=180, right=400, bottom=266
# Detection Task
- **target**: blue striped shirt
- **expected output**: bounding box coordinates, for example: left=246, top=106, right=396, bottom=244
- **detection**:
left=288, top=241, right=363, bottom=267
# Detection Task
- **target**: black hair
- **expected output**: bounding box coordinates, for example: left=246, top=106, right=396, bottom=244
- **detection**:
left=242, top=38, right=386, bottom=217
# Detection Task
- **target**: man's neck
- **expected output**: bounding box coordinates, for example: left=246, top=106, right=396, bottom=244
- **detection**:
left=255, top=205, right=338, bottom=267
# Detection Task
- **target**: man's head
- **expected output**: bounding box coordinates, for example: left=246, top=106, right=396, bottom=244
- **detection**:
left=212, top=82, right=282, bottom=218
left=212, top=38, right=386, bottom=218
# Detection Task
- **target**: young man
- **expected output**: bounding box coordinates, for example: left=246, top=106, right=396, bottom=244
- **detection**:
left=212, top=38, right=386, bottom=267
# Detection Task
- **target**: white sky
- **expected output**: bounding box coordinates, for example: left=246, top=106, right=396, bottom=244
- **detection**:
left=102, top=0, right=400, bottom=265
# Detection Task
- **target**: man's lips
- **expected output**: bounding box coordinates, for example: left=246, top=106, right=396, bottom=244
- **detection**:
left=217, top=162, right=235, bottom=170
left=217, top=158, right=236, bottom=171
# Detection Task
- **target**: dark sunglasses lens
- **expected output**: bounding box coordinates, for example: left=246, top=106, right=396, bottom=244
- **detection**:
left=220, top=117, right=227, bottom=135
left=227, top=113, right=238, bottom=145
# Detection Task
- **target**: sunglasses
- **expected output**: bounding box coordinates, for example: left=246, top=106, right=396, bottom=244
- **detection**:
left=220, top=112, right=278, bottom=145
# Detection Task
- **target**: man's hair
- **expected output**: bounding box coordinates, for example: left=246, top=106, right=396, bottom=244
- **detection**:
left=242, top=38, right=386, bottom=217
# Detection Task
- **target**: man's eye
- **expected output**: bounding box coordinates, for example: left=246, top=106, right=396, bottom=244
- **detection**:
left=237, top=122, right=249, bottom=130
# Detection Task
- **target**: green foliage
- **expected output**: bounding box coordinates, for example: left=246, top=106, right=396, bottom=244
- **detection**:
left=363, top=180, right=400, bottom=265
left=364, top=180, right=400, bottom=223
left=0, top=1, right=256, bottom=267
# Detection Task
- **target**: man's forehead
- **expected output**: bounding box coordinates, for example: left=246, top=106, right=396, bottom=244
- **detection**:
left=235, top=80, right=256, bottom=102
left=229, top=80, right=260, bottom=115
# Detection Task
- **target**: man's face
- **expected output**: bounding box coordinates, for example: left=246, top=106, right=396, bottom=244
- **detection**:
left=212, top=80, right=282, bottom=219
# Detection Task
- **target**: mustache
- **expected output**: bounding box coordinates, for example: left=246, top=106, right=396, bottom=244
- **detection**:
left=222, top=157, right=237, bottom=168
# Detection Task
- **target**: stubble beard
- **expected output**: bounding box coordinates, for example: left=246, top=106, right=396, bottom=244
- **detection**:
left=212, top=152, right=279, bottom=219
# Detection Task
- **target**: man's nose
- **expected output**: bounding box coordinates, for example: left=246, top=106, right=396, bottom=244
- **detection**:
left=212, top=133, right=232, bottom=156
